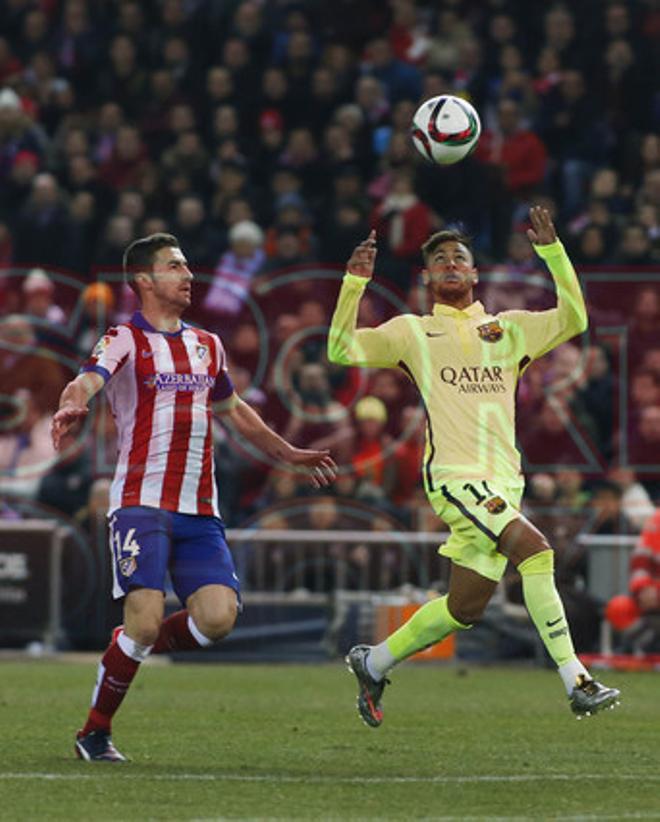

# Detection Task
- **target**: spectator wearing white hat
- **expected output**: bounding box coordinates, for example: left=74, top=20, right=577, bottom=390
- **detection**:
left=203, top=219, right=266, bottom=318
left=22, top=268, right=68, bottom=347
left=0, top=86, right=47, bottom=186
left=22, top=267, right=65, bottom=322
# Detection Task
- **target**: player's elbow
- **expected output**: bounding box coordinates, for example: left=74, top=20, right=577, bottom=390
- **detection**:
left=567, top=311, right=588, bottom=338
left=328, top=323, right=358, bottom=365
left=576, top=311, right=588, bottom=334
left=213, top=393, right=239, bottom=418
left=327, top=349, right=349, bottom=366
left=327, top=339, right=352, bottom=366
left=560, top=307, right=588, bottom=339
left=226, top=397, right=248, bottom=429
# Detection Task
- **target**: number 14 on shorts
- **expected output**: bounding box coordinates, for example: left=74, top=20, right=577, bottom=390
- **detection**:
left=109, top=515, right=142, bottom=577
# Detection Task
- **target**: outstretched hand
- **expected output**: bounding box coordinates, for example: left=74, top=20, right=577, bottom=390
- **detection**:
left=527, top=205, right=557, bottom=246
left=51, top=405, right=88, bottom=451
left=346, top=230, right=377, bottom=279
left=285, top=447, right=338, bottom=489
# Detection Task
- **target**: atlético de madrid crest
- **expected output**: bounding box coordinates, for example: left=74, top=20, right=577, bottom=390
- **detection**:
left=196, top=344, right=209, bottom=361
left=477, top=320, right=504, bottom=343
left=119, top=557, right=137, bottom=576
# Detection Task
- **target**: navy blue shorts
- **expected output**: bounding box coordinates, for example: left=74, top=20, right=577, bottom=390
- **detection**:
left=108, top=506, right=241, bottom=604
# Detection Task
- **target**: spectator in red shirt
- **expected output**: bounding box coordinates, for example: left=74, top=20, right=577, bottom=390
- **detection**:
left=370, top=170, right=431, bottom=254
left=370, top=169, right=432, bottom=292
left=618, top=509, right=660, bottom=652
left=476, top=98, right=548, bottom=200
left=630, top=509, right=660, bottom=612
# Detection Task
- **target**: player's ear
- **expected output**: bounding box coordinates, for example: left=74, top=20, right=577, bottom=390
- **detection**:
left=134, top=271, right=152, bottom=288
left=471, top=268, right=479, bottom=285
left=421, top=268, right=430, bottom=286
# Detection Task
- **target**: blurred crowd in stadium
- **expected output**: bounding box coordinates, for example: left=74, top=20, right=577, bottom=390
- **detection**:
left=0, top=0, right=659, bottom=608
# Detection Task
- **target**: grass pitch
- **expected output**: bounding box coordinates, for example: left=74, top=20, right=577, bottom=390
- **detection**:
left=1, top=659, right=658, bottom=820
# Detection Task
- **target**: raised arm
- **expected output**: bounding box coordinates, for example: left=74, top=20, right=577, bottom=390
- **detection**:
left=51, top=371, right=105, bottom=451
left=503, top=207, right=588, bottom=363
left=327, top=231, right=403, bottom=368
left=216, top=393, right=337, bottom=489
left=528, top=205, right=587, bottom=339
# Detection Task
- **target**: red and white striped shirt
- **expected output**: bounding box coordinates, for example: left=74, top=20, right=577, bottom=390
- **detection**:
left=82, top=311, right=234, bottom=517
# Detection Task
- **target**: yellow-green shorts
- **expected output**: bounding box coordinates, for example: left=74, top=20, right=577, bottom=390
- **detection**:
left=428, top=477, right=524, bottom=582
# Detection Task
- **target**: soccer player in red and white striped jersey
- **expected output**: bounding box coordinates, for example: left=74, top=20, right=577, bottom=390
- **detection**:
left=52, top=233, right=336, bottom=761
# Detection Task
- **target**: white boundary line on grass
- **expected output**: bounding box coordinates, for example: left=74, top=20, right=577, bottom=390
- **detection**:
left=1, top=772, right=660, bottom=786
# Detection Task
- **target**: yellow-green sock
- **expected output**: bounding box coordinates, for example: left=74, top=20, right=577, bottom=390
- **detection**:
left=518, top=549, right=578, bottom=668
left=385, top=595, right=469, bottom=663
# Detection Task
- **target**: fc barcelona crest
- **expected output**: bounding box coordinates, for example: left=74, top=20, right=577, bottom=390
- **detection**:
left=485, top=496, right=507, bottom=514
left=477, top=321, right=504, bottom=343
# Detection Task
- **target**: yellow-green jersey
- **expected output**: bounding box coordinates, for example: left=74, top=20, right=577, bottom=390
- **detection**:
left=327, top=239, right=587, bottom=496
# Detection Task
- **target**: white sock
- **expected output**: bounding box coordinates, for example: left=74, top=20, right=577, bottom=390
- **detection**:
left=187, top=615, right=214, bottom=647
left=366, top=641, right=397, bottom=682
left=558, top=656, right=590, bottom=695
left=117, top=630, right=152, bottom=662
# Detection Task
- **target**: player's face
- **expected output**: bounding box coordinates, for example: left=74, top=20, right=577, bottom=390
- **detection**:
left=423, top=241, right=478, bottom=300
left=148, top=246, right=193, bottom=310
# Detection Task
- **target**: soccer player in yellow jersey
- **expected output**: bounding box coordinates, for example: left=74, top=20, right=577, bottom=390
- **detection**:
left=328, top=206, right=620, bottom=723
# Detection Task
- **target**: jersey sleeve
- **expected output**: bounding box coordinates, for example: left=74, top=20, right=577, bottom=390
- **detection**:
left=80, top=325, right=132, bottom=382
left=327, top=273, right=409, bottom=368
left=499, top=239, right=588, bottom=364
left=209, top=333, right=235, bottom=402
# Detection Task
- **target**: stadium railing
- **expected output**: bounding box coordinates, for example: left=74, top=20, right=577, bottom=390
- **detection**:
left=225, top=527, right=451, bottom=593
left=0, top=523, right=639, bottom=655
left=228, top=530, right=638, bottom=598
left=575, top=534, right=638, bottom=603
left=576, top=534, right=639, bottom=655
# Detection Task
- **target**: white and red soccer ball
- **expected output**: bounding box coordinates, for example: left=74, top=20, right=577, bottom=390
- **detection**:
left=410, top=95, right=481, bottom=165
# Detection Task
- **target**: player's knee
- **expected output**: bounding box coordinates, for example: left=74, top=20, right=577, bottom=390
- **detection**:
left=446, top=597, right=484, bottom=626
left=533, top=534, right=552, bottom=555
left=448, top=605, right=481, bottom=625
left=127, top=618, right=161, bottom=647
left=196, top=600, right=237, bottom=641
left=500, top=518, right=551, bottom=566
